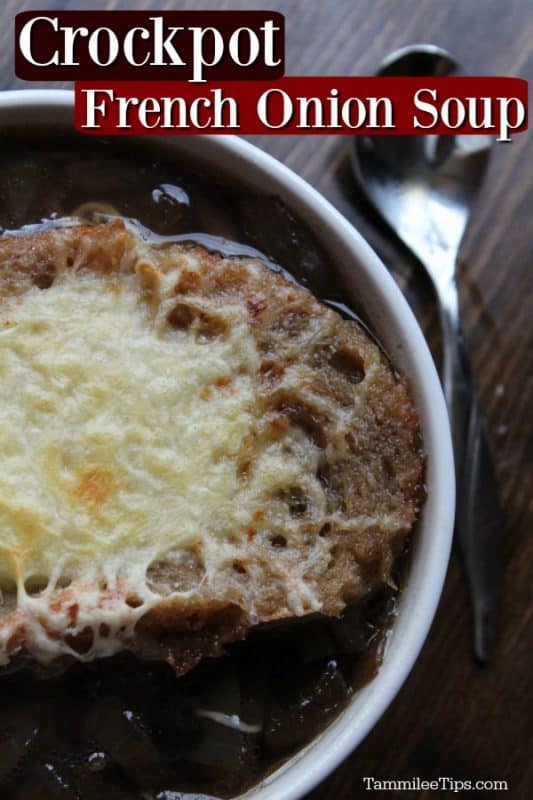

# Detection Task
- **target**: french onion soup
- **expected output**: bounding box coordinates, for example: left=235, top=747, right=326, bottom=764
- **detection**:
left=0, top=132, right=424, bottom=799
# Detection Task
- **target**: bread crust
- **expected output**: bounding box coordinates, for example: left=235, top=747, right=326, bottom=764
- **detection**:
left=0, top=221, right=425, bottom=673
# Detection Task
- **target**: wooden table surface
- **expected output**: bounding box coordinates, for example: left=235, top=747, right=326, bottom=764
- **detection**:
left=1, top=1, right=532, bottom=798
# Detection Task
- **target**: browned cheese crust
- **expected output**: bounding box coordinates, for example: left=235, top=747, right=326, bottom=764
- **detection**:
left=0, top=221, right=425, bottom=674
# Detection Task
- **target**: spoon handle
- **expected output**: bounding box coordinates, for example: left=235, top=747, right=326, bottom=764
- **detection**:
left=440, top=290, right=503, bottom=662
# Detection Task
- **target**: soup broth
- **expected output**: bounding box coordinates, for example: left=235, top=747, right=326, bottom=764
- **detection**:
left=0, top=130, right=404, bottom=800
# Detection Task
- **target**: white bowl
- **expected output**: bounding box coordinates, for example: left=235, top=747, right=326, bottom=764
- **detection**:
left=0, top=90, right=455, bottom=800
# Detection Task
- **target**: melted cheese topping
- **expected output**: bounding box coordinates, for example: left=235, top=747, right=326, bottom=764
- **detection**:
left=0, top=271, right=260, bottom=588
left=0, top=245, right=331, bottom=667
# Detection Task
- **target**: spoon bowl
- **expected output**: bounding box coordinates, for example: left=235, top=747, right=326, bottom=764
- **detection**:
left=351, top=45, right=493, bottom=286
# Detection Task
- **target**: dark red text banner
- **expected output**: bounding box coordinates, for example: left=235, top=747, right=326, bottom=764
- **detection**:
left=74, top=77, right=528, bottom=140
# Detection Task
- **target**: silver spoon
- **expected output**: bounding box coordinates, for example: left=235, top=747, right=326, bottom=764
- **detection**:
left=351, top=44, right=503, bottom=662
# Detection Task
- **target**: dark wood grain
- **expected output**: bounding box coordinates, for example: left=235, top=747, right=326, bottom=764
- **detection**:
left=1, top=1, right=531, bottom=798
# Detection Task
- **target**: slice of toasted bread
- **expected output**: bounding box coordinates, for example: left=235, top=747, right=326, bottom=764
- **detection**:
left=0, top=220, right=424, bottom=674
